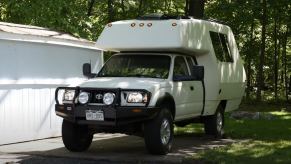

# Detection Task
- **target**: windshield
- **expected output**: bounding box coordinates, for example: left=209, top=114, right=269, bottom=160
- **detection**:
left=98, top=54, right=171, bottom=79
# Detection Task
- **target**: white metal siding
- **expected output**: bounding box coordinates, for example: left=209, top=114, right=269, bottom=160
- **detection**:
left=0, top=40, right=102, bottom=145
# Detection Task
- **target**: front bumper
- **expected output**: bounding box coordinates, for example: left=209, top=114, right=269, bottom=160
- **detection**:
left=55, top=104, right=160, bottom=126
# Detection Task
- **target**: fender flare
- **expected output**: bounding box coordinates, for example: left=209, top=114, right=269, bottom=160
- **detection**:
left=155, top=92, right=176, bottom=119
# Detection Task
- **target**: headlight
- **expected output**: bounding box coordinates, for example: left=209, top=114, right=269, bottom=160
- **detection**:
left=127, top=92, right=148, bottom=103
left=63, top=90, right=75, bottom=101
left=103, top=92, right=115, bottom=105
left=78, top=92, right=90, bottom=104
left=127, top=92, right=142, bottom=103
left=121, top=91, right=150, bottom=106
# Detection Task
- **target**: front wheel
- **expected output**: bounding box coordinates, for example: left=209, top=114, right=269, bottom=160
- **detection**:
left=62, top=119, right=93, bottom=152
left=204, top=105, right=225, bottom=138
left=144, top=108, right=174, bottom=155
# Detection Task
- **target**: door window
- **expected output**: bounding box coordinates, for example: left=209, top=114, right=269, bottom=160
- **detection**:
left=173, top=56, right=190, bottom=80
left=186, top=57, right=195, bottom=76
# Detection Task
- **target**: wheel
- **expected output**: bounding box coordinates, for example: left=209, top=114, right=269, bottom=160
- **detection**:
left=144, top=108, right=174, bottom=155
left=204, top=105, right=224, bottom=138
left=62, top=119, right=93, bottom=152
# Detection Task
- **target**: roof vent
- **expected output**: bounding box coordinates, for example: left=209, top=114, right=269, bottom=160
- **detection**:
left=137, top=13, right=191, bottom=20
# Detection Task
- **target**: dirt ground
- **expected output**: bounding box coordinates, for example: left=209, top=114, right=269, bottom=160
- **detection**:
left=0, top=133, right=236, bottom=164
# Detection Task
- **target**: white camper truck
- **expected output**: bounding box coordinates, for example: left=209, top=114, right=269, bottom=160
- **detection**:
left=0, top=22, right=103, bottom=145
left=55, top=15, right=246, bottom=155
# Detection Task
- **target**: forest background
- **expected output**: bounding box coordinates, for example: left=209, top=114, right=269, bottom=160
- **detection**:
left=0, top=0, right=290, bottom=104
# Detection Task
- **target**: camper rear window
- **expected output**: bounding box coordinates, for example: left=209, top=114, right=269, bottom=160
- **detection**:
left=209, top=31, right=233, bottom=62
left=98, top=55, right=171, bottom=79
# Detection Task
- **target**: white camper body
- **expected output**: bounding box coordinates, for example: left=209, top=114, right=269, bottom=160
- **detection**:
left=54, top=16, right=246, bottom=155
left=0, top=22, right=103, bottom=145
left=96, top=18, right=246, bottom=116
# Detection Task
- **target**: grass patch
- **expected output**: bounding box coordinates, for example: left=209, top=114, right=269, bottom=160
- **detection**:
left=193, top=110, right=291, bottom=163
left=225, top=111, right=291, bottom=140
left=195, top=140, right=291, bottom=163
left=174, top=123, right=204, bottom=135
left=239, top=102, right=288, bottom=112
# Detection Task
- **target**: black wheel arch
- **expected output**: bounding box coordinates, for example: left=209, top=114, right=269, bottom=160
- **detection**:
left=218, top=100, right=227, bottom=113
left=155, top=92, right=176, bottom=119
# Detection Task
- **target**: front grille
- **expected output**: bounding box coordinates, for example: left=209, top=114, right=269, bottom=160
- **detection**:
left=79, top=88, right=119, bottom=105
left=90, top=91, right=106, bottom=104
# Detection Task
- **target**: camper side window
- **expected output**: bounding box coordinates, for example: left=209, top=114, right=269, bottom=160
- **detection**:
left=220, top=33, right=233, bottom=62
left=210, top=31, right=233, bottom=63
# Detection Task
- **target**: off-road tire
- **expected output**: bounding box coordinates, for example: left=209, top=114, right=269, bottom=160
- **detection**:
left=62, top=119, right=93, bottom=152
left=204, top=104, right=225, bottom=138
left=144, top=108, right=174, bottom=155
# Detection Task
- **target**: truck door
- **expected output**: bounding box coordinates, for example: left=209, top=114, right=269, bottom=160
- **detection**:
left=172, top=56, right=203, bottom=120
left=185, top=56, right=204, bottom=116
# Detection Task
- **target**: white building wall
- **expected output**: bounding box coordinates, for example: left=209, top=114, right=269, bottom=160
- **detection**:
left=0, top=40, right=102, bottom=145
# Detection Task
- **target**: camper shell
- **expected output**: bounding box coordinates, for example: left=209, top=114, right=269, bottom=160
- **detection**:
left=55, top=16, right=246, bottom=155
left=96, top=17, right=246, bottom=115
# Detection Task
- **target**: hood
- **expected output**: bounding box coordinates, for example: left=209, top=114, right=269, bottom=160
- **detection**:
left=77, top=77, right=167, bottom=91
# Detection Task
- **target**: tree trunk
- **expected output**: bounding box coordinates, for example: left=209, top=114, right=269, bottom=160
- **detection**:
left=108, top=0, right=114, bottom=23
left=273, top=18, right=278, bottom=101
left=282, top=25, right=289, bottom=102
left=138, top=0, right=143, bottom=16
left=256, top=0, right=267, bottom=102
left=87, top=0, right=95, bottom=16
left=188, top=0, right=205, bottom=19
left=185, top=0, right=189, bottom=16
left=246, top=21, right=255, bottom=101
left=277, top=31, right=282, bottom=87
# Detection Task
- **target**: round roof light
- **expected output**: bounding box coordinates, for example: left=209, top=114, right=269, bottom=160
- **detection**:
left=172, top=23, right=177, bottom=26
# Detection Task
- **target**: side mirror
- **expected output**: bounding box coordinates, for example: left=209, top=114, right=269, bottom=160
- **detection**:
left=191, top=65, right=204, bottom=81
left=83, top=63, right=97, bottom=78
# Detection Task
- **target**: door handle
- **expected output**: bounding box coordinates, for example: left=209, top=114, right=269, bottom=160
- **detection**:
left=190, top=86, right=194, bottom=91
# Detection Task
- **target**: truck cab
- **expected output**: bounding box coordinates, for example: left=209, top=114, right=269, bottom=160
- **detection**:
left=55, top=15, right=246, bottom=155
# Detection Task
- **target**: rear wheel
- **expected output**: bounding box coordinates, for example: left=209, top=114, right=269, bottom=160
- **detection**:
left=62, top=119, right=93, bottom=152
left=144, top=108, right=174, bottom=155
left=204, top=105, right=224, bottom=138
